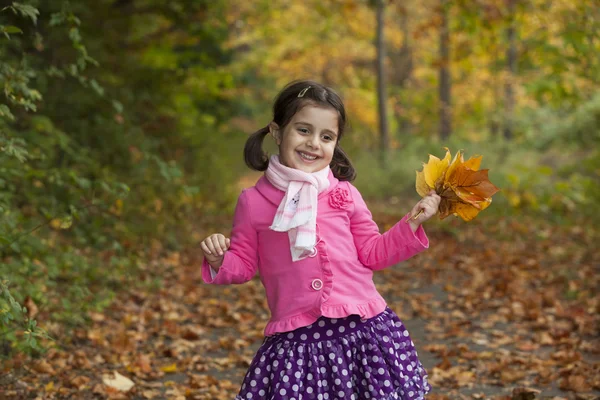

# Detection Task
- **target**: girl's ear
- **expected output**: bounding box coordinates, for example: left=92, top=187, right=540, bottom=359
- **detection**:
left=269, top=122, right=281, bottom=146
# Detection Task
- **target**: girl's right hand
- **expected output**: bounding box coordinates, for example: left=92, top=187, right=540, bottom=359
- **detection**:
left=200, top=233, right=231, bottom=270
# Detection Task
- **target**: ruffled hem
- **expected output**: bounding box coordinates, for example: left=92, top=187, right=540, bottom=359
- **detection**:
left=384, top=374, right=430, bottom=400
left=235, top=380, right=429, bottom=400
left=264, top=296, right=387, bottom=336
left=320, top=296, right=387, bottom=321
left=264, top=309, right=322, bottom=337
left=236, top=387, right=429, bottom=400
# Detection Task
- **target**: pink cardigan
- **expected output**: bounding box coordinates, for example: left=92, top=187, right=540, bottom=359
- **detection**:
left=202, top=172, right=429, bottom=336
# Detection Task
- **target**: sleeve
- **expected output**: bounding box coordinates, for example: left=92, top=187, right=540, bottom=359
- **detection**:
left=348, top=183, right=429, bottom=271
left=201, top=190, right=259, bottom=284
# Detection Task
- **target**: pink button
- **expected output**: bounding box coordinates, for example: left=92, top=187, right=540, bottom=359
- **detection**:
left=311, top=279, right=323, bottom=291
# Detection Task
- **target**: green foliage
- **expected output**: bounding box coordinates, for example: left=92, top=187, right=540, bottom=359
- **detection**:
left=0, top=280, right=50, bottom=356
left=5, top=3, right=39, bottom=24
left=0, top=0, right=242, bottom=362
left=0, top=1, right=125, bottom=358
left=520, top=92, right=600, bottom=150
left=505, top=93, right=600, bottom=219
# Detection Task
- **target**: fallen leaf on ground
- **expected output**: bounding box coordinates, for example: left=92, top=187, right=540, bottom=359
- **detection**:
left=102, top=371, right=135, bottom=392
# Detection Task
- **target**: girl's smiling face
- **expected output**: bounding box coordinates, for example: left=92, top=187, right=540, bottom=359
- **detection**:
left=270, top=105, right=339, bottom=174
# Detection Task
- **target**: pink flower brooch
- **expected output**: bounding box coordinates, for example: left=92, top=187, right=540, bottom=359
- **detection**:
left=329, top=187, right=351, bottom=209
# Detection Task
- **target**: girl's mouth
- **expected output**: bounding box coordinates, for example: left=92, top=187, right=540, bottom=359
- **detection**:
left=298, top=151, right=319, bottom=162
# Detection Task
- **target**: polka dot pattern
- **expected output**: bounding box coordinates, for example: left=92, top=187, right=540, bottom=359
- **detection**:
left=235, top=308, right=430, bottom=400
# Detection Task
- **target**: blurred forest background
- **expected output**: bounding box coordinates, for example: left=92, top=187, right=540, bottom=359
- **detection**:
left=1, top=0, right=599, bottom=398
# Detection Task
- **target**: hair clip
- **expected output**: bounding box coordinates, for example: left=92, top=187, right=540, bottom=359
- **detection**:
left=297, top=86, right=312, bottom=98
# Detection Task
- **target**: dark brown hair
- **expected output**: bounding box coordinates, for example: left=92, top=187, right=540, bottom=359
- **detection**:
left=244, top=80, right=356, bottom=181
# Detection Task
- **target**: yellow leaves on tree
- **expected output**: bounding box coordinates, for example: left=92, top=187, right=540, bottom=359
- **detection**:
left=416, top=148, right=500, bottom=221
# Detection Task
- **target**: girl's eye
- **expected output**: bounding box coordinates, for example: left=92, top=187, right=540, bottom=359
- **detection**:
left=298, top=128, right=309, bottom=134
left=323, top=135, right=333, bottom=141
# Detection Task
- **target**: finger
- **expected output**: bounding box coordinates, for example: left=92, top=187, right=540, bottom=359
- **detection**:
left=205, top=238, right=217, bottom=255
left=200, top=241, right=212, bottom=256
left=424, top=196, right=439, bottom=206
left=427, top=195, right=440, bottom=204
left=423, top=199, right=436, bottom=210
left=218, top=235, right=227, bottom=252
left=423, top=200, right=436, bottom=212
left=225, top=238, right=231, bottom=249
left=423, top=205, right=434, bottom=216
left=211, top=235, right=224, bottom=256
left=417, top=202, right=435, bottom=216
left=422, top=199, right=436, bottom=209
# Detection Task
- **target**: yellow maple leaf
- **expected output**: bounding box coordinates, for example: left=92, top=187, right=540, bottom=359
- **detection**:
left=416, top=148, right=451, bottom=196
left=415, top=170, right=430, bottom=197
left=423, top=149, right=451, bottom=188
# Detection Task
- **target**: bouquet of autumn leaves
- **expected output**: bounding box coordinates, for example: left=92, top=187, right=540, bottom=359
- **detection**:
left=415, top=148, right=500, bottom=221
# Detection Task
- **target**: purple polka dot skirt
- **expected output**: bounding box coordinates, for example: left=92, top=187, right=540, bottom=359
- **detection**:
left=236, top=308, right=430, bottom=400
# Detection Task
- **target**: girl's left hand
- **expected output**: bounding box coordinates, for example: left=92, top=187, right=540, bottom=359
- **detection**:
left=408, top=190, right=441, bottom=231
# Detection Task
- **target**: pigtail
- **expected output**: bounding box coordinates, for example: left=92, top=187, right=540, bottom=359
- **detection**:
left=244, top=126, right=270, bottom=171
left=331, top=146, right=356, bottom=182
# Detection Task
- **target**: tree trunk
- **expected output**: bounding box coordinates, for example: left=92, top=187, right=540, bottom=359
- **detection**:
left=489, top=32, right=501, bottom=138
left=439, top=0, right=451, bottom=140
left=376, top=0, right=389, bottom=165
left=395, top=4, right=413, bottom=136
left=503, top=0, right=517, bottom=140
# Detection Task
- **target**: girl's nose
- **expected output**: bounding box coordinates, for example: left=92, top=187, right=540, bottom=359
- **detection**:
left=307, top=135, right=320, bottom=149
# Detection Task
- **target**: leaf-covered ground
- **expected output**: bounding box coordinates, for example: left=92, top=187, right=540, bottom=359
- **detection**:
left=2, top=210, right=599, bottom=399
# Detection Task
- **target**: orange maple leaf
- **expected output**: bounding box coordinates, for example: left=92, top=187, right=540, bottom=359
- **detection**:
left=415, top=148, right=500, bottom=221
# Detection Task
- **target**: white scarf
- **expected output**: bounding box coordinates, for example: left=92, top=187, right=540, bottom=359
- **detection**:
left=265, top=155, right=330, bottom=261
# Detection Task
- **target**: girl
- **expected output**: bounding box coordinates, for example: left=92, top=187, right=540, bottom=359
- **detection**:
left=201, top=80, right=440, bottom=400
